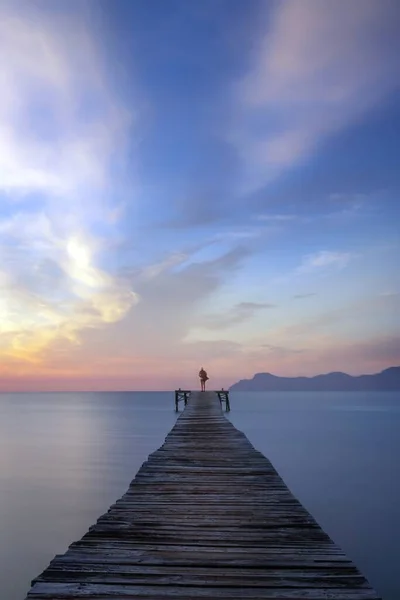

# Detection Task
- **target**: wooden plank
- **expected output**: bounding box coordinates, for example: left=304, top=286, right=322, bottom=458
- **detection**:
left=27, top=581, right=381, bottom=599
left=25, top=391, right=381, bottom=600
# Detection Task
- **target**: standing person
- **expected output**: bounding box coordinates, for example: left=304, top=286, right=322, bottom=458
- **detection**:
left=199, top=367, right=209, bottom=392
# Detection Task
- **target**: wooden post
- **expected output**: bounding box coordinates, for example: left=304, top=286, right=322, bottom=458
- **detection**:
left=217, top=389, right=230, bottom=412
left=175, top=389, right=190, bottom=411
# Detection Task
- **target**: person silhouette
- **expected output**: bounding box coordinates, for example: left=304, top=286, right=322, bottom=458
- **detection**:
left=199, top=367, right=209, bottom=392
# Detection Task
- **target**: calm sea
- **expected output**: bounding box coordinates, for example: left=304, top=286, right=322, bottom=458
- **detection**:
left=0, top=391, right=399, bottom=600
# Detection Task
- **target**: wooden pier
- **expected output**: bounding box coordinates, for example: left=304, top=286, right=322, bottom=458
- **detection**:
left=26, top=392, right=380, bottom=599
left=175, top=389, right=230, bottom=412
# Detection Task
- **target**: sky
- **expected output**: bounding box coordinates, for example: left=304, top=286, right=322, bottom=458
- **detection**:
left=0, top=0, right=399, bottom=391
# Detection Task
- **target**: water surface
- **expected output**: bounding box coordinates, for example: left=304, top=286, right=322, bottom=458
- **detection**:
left=0, top=391, right=398, bottom=599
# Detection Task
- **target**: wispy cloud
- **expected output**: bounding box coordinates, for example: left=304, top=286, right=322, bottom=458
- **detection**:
left=201, top=301, right=276, bottom=330
left=80, top=247, right=253, bottom=361
left=260, top=344, right=305, bottom=356
left=0, top=2, right=136, bottom=365
left=0, top=3, right=131, bottom=198
left=270, top=292, right=399, bottom=343
left=379, top=291, right=400, bottom=298
left=293, top=293, right=317, bottom=300
left=241, top=335, right=400, bottom=379
left=297, top=251, right=352, bottom=274
left=139, top=253, right=189, bottom=280
left=235, top=0, right=400, bottom=188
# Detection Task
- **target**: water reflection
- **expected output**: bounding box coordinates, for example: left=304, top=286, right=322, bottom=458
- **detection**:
left=0, top=392, right=177, bottom=600
left=228, top=391, right=399, bottom=600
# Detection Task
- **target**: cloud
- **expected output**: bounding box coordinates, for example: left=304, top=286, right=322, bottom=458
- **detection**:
left=293, top=293, right=317, bottom=299
left=255, top=193, right=376, bottom=227
left=66, top=246, right=253, bottom=365
left=0, top=219, right=137, bottom=362
left=201, top=301, right=276, bottom=330
left=379, top=291, right=400, bottom=298
left=0, top=3, right=131, bottom=198
left=0, top=2, right=136, bottom=365
left=236, top=335, right=400, bottom=380
left=182, top=339, right=243, bottom=360
left=235, top=0, right=400, bottom=187
left=297, top=251, right=352, bottom=274
left=270, top=292, right=400, bottom=343
left=287, top=335, right=400, bottom=376
left=211, top=224, right=275, bottom=243
left=164, top=191, right=226, bottom=229
left=139, top=253, right=189, bottom=280
left=260, top=344, right=305, bottom=356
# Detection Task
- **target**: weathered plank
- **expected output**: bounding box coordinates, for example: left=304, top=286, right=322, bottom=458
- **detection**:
left=25, top=391, right=381, bottom=599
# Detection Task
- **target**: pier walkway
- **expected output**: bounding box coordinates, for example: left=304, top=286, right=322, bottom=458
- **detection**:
left=26, top=392, right=380, bottom=599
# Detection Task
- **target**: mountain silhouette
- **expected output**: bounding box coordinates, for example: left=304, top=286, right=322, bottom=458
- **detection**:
left=230, top=367, right=400, bottom=391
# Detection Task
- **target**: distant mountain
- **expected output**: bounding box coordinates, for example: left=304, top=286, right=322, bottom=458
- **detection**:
left=230, top=367, right=400, bottom=392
